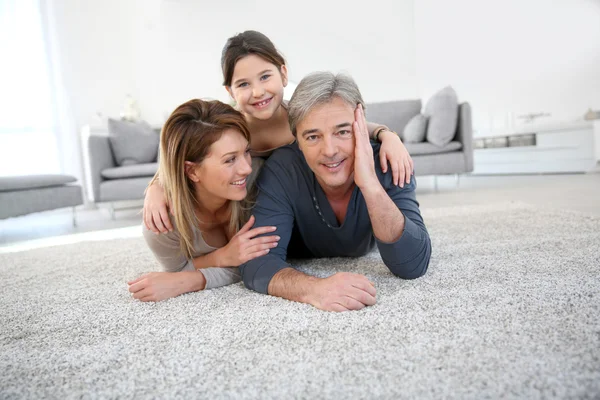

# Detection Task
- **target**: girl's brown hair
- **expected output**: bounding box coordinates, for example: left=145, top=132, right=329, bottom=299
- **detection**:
left=158, top=99, right=252, bottom=259
left=221, top=30, right=286, bottom=87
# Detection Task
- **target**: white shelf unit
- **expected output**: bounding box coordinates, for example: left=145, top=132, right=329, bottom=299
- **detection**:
left=472, top=123, right=596, bottom=174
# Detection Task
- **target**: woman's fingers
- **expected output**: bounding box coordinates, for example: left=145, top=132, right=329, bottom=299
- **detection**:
left=237, top=215, right=255, bottom=236
left=128, top=278, right=148, bottom=294
left=243, top=225, right=277, bottom=240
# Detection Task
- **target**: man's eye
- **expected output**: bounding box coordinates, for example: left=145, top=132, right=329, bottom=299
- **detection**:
left=338, top=130, right=352, bottom=136
left=306, top=135, right=317, bottom=142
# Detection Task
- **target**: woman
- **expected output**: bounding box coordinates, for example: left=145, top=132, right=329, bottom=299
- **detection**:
left=144, top=30, right=414, bottom=233
left=128, top=99, right=279, bottom=302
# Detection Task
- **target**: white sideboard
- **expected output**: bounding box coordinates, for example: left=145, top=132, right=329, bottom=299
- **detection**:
left=472, top=121, right=597, bottom=174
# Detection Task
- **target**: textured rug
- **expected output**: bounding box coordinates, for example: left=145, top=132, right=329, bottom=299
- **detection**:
left=1, top=202, right=599, bottom=399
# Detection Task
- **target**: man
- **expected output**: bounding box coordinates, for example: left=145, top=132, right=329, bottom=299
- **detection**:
left=240, top=72, right=431, bottom=312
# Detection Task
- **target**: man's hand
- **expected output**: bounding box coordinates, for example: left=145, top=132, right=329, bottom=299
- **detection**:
left=378, top=130, right=414, bottom=187
left=310, top=272, right=377, bottom=312
left=143, top=181, right=172, bottom=234
left=127, top=271, right=206, bottom=302
left=353, top=104, right=380, bottom=191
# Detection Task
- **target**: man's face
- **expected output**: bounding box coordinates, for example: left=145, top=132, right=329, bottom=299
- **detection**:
left=296, top=97, right=356, bottom=192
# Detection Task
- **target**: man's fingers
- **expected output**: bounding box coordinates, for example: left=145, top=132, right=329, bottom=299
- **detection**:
left=348, top=287, right=377, bottom=307
left=330, top=303, right=350, bottom=312
left=352, top=281, right=377, bottom=298
left=159, top=207, right=173, bottom=232
left=341, top=296, right=367, bottom=311
left=244, top=225, right=277, bottom=239
left=139, top=295, right=156, bottom=302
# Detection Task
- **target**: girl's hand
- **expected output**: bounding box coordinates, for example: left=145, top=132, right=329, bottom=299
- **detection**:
left=378, top=130, right=414, bottom=187
left=143, top=182, right=172, bottom=233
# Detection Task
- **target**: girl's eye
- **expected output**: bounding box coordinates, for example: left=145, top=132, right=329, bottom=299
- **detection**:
left=238, top=82, right=248, bottom=88
left=260, top=74, right=271, bottom=81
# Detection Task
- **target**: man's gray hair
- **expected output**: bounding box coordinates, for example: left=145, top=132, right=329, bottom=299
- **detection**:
left=287, top=71, right=365, bottom=137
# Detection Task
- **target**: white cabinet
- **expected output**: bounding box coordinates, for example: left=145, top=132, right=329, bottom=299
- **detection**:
left=472, top=122, right=596, bottom=174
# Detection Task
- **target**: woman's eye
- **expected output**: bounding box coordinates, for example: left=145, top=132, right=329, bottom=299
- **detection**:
left=245, top=148, right=251, bottom=155
left=226, top=157, right=236, bottom=164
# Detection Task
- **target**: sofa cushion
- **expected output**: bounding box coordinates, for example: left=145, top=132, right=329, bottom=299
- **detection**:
left=108, top=119, right=159, bottom=166
left=405, top=141, right=462, bottom=156
left=424, top=86, right=459, bottom=147
left=366, top=100, right=422, bottom=136
left=403, top=114, right=428, bottom=143
left=101, top=163, right=159, bottom=180
left=0, top=174, right=77, bottom=192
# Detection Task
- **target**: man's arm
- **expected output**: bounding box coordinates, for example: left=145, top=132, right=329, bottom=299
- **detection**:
left=238, top=160, right=297, bottom=293
left=354, top=105, right=431, bottom=279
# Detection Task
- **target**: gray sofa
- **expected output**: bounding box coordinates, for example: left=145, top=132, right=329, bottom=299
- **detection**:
left=0, top=175, right=83, bottom=225
left=81, top=126, right=158, bottom=214
left=82, top=99, right=472, bottom=211
left=366, top=99, right=474, bottom=177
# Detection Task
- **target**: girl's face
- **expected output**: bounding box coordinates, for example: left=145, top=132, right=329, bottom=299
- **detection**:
left=226, top=54, right=288, bottom=122
left=185, top=129, right=252, bottom=202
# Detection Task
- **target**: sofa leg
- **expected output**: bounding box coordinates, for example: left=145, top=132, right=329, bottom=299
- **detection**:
left=433, top=176, right=439, bottom=192
left=72, top=206, right=78, bottom=228
left=109, top=203, right=116, bottom=220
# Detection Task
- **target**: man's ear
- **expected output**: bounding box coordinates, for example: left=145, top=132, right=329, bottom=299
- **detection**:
left=280, top=65, right=289, bottom=87
left=184, top=161, right=200, bottom=183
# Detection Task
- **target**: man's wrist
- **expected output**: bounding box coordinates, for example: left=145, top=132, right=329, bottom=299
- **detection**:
left=359, top=180, right=386, bottom=199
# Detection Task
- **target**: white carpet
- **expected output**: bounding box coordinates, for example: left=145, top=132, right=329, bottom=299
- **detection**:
left=1, top=202, right=599, bottom=399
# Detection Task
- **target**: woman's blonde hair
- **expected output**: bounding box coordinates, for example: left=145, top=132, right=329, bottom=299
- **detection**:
left=157, top=99, right=252, bottom=259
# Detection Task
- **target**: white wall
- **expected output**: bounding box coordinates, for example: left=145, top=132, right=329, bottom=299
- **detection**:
left=414, top=0, right=600, bottom=136
left=50, top=0, right=418, bottom=129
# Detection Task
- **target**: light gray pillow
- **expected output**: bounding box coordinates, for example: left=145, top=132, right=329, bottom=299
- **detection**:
left=423, top=86, right=459, bottom=147
left=403, top=113, right=428, bottom=143
left=108, top=119, right=159, bottom=166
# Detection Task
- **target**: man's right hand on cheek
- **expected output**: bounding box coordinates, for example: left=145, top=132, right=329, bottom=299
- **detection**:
left=310, top=272, right=376, bottom=312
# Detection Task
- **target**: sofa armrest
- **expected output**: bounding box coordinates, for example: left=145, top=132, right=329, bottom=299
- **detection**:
left=455, top=102, right=474, bottom=172
left=81, top=126, right=116, bottom=203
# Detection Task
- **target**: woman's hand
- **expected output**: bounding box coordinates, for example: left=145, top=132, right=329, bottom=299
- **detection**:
left=217, top=215, right=279, bottom=267
left=143, top=181, right=172, bottom=234
left=378, top=130, right=414, bottom=187
left=128, top=271, right=205, bottom=302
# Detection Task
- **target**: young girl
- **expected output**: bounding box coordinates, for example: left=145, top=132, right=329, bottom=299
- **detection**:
left=143, top=30, right=413, bottom=234
left=128, top=99, right=279, bottom=302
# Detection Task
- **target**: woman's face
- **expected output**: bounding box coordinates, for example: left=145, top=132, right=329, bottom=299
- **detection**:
left=227, top=54, right=288, bottom=121
left=188, top=129, right=252, bottom=202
